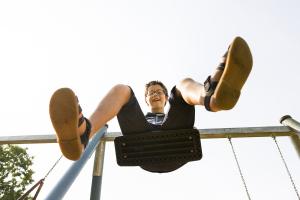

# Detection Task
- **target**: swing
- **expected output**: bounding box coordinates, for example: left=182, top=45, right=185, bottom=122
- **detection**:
left=114, top=128, right=202, bottom=169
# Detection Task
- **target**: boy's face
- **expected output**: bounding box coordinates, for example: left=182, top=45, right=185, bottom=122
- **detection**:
left=145, top=84, right=168, bottom=112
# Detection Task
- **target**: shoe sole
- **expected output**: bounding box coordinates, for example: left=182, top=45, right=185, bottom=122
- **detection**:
left=49, top=88, right=82, bottom=160
left=213, top=37, right=253, bottom=110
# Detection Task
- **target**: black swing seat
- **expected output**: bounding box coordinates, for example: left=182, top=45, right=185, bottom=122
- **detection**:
left=114, top=128, right=202, bottom=167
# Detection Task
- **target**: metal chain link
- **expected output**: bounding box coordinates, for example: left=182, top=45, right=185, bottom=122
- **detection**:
left=44, top=155, right=63, bottom=179
left=228, top=138, right=251, bottom=200
left=272, top=136, right=300, bottom=199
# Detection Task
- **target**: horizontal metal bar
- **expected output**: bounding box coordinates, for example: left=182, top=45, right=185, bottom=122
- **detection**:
left=0, top=134, right=57, bottom=144
left=0, top=126, right=295, bottom=145
left=103, top=126, right=294, bottom=141
left=199, top=126, right=294, bottom=139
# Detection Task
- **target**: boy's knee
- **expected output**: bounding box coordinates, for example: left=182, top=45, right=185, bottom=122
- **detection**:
left=178, top=78, right=194, bottom=88
left=111, top=84, right=131, bottom=96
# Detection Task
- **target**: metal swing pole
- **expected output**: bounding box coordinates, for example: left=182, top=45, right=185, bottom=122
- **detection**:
left=90, top=140, right=106, bottom=200
left=280, top=115, right=300, bottom=158
left=45, top=125, right=108, bottom=200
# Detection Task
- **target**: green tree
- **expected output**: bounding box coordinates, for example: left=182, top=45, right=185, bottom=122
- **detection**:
left=0, top=144, right=34, bottom=200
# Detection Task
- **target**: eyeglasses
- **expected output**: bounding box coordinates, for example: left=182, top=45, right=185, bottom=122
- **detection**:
left=147, top=90, right=165, bottom=97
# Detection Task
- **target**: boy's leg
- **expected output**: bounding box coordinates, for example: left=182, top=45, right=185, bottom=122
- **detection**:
left=162, top=86, right=195, bottom=129
left=175, top=78, right=218, bottom=110
left=88, top=84, right=132, bottom=135
left=49, top=84, right=132, bottom=160
left=117, top=87, right=153, bottom=135
left=176, top=36, right=253, bottom=111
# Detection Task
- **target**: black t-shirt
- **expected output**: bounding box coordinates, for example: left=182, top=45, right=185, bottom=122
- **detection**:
left=145, top=112, right=165, bottom=125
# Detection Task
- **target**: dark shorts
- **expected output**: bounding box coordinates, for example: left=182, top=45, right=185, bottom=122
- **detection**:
left=116, top=86, right=195, bottom=173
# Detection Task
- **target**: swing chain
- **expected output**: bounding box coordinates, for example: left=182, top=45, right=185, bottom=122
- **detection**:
left=17, top=155, right=63, bottom=200
left=44, top=155, right=63, bottom=179
left=228, top=137, right=251, bottom=200
left=272, top=136, right=300, bottom=199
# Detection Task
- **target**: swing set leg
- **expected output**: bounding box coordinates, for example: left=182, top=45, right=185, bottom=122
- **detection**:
left=280, top=115, right=300, bottom=158
left=90, top=140, right=106, bottom=200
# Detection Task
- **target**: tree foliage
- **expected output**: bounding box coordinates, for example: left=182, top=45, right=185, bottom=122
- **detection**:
left=0, top=144, right=34, bottom=200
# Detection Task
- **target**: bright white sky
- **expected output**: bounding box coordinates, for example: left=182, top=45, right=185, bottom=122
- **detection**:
left=1, top=0, right=300, bottom=199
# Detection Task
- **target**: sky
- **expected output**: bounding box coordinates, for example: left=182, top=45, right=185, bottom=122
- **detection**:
left=0, top=0, right=300, bottom=199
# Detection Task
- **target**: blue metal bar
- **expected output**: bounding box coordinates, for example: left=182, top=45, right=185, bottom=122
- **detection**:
left=45, top=126, right=108, bottom=200
left=90, top=140, right=106, bottom=200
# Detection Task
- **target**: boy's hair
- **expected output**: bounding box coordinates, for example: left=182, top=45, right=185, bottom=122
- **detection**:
left=144, top=80, right=168, bottom=97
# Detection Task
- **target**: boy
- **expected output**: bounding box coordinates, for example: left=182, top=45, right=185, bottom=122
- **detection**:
left=50, top=36, right=252, bottom=172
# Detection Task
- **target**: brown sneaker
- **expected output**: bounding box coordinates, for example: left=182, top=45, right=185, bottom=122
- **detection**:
left=204, top=36, right=253, bottom=111
left=49, top=88, right=91, bottom=160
